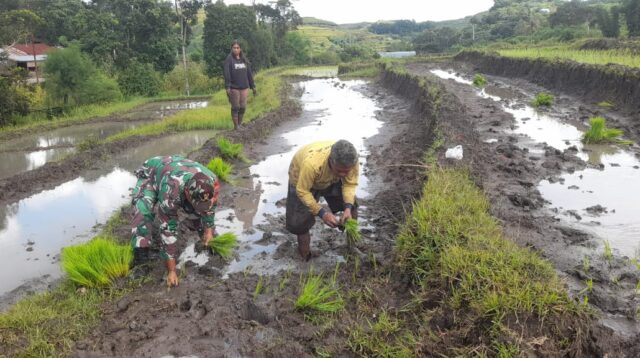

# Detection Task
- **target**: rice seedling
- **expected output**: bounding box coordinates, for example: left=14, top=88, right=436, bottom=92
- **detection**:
left=582, top=256, right=590, bottom=272
left=295, top=272, right=344, bottom=313
left=582, top=116, right=626, bottom=144
left=207, top=157, right=234, bottom=183
left=217, top=136, right=248, bottom=162
left=603, top=240, right=613, bottom=265
left=597, top=101, right=614, bottom=108
left=344, top=218, right=361, bottom=244
left=254, top=275, right=265, bottom=299
left=472, top=74, right=487, bottom=87
left=61, top=238, right=132, bottom=288
left=209, top=232, right=238, bottom=259
left=531, top=92, right=554, bottom=107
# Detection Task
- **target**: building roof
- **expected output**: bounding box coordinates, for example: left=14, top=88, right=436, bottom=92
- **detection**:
left=12, top=43, right=54, bottom=56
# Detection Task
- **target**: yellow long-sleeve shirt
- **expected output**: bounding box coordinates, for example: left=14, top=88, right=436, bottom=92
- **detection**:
left=288, top=141, right=359, bottom=215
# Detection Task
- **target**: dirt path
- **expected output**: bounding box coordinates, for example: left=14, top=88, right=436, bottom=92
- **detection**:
left=71, top=79, right=431, bottom=357
left=405, top=61, right=640, bottom=353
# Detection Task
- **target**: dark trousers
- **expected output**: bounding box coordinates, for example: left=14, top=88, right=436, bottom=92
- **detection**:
left=285, top=181, right=358, bottom=235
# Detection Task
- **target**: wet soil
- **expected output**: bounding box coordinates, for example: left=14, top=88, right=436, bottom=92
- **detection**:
left=66, top=79, right=430, bottom=357
left=405, top=62, right=640, bottom=355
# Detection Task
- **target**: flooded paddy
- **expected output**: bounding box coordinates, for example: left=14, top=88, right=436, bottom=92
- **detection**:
left=0, top=100, right=208, bottom=179
left=431, top=69, right=640, bottom=257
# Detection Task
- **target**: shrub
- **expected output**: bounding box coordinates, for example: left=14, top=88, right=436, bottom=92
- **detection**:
left=162, top=62, right=222, bottom=95
left=207, top=157, right=233, bottom=183
left=209, top=232, right=238, bottom=259
left=61, top=238, right=132, bottom=288
left=295, top=273, right=344, bottom=313
left=117, top=61, right=162, bottom=97
left=472, top=74, right=487, bottom=87
left=532, top=92, right=554, bottom=107
left=582, top=116, right=625, bottom=144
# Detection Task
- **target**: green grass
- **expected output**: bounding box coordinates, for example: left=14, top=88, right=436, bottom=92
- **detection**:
left=281, top=66, right=338, bottom=77
left=209, top=232, right=238, bottom=259
left=254, top=275, right=265, bottom=300
left=295, top=272, right=344, bottom=314
left=531, top=92, right=554, bottom=107
left=206, top=157, right=233, bottom=183
left=472, top=74, right=487, bottom=87
left=347, top=310, right=417, bottom=358
left=603, top=240, right=613, bottom=265
left=396, top=167, right=583, bottom=321
left=62, top=238, right=133, bottom=288
left=498, top=47, right=640, bottom=68
left=0, top=210, right=131, bottom=357
left=344, top=218, right=361, bottom=243
left=582, top=116, right=626, bottom=144
left=106, top=72, right=282, bottom=142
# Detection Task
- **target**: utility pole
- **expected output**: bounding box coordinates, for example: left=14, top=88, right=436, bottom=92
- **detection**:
left=472, top=24, right=475, bottom=42
left=175, top=0, right=190, bottom=96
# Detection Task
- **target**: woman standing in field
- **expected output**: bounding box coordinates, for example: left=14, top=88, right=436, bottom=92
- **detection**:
left=223, top=40, right=256, bottom=130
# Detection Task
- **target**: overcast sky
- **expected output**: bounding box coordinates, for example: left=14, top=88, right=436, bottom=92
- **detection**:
left=224, top=0, right=495, bottom=24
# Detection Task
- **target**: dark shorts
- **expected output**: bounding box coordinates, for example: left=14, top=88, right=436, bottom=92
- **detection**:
left=285, top=182, right=357, bottom=235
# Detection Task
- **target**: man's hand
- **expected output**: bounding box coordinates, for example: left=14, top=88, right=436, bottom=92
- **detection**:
left=252, top=88, right=257, bottom=96
left=321, top=211, right=339, bottom=228
left=341, top=208, right=352, bottom=225
left=166, top=259, right=179, bottom=287
left=226, top=88, right=231, bottom=97
left=203, top=227, right=215, bottom=247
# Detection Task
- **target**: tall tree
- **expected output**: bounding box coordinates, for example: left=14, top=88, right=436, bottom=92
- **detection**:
left=624, top=0, right=640, bottom=36
left=596, top=6, right=620, bottom=38
left=203, top=1, right=256, bottom=76
left=175, top=0, right=202, bottom=95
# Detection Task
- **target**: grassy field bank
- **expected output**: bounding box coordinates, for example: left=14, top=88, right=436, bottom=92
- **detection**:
left=498, top=46, right=640, bottom=68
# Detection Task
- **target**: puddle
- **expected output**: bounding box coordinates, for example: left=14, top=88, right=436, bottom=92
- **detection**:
left=0, top=130, right=215, bottom=297
left=430, top=68, right=640, bottom=257
left=0, top=100, right=209, bottom=179
left=539, top=150, right=640, bottom=257
left=201, top=78, right=383, bottom=277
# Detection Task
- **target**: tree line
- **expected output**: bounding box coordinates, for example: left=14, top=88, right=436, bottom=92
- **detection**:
left=368, top=0, right=640, bottom=54
left=0, top=0, right=302, bottom=125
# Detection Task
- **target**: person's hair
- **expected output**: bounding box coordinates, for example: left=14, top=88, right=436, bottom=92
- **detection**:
left=330, top=140, right=358, bottom=167
left=230, top=40, right=247, bottom=62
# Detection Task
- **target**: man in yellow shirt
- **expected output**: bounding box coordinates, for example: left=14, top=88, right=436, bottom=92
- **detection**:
left=286, top=140, right=359, bottom=260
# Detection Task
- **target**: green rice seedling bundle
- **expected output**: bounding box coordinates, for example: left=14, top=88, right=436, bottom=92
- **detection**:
left=61, top=238, right=133, bottom=288
left=295, top=274, right=344, bottom=313
left=344, top=218, right=361, bottom=243
left=532, top=92, right=554, bottom=107
left=472, top=74, right=487, bottom=87
left=216, top=136, right=247, bottom=161
left=582, top=116, right=625, bottom=144
left=207, top=157, right=233, bottom=183
left=209, top=232, right=238, bottom=259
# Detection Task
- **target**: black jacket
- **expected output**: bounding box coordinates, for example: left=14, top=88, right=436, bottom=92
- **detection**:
left=223, top=54, right=255, bottom=90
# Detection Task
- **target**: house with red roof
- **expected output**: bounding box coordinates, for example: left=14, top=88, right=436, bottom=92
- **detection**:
left=0, top=43, right=56, bottom=83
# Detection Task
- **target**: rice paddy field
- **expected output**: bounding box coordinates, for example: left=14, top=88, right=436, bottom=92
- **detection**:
left=497, top=47, right=640, bottom=68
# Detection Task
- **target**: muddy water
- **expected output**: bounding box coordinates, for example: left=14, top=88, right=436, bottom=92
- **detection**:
left=431, top=69, right=640, bottom=257
left=0, top=101, right=208, bottom=179
left=0, top=130, right=215, bottom=297
left=180, top=79, right=382, bottom=276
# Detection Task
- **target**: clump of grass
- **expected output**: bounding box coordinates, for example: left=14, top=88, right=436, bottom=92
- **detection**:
left=77, top=134, right=101, bottom=152
left=209, top=232, right=238, bottom=259
left=582, top=116, right=626, bottom=144
left=531, top=92, right=554, bottom=107
left=603, top=239, right=613, bottom=265
left=61, top=238, right=132, bottom=288
left=344, top=218, right=361, bottom=243
left=472, top=73, right=487, bottom=87
left=254, top=275, right=265, bottom=299
left=217, top=136, right=248, bottom=162
left=295, top=272, right=344, bottom=313
left=347, top=310, right=417, bottom=357
left=207, top=157, right=233, bottom=183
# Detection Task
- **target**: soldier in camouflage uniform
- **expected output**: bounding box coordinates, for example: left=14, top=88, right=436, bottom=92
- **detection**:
left=130, top=155, right=220, bottom=287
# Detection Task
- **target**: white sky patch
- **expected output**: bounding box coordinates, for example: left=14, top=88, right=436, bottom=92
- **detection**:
left=224, top=0, right=494, bottom=24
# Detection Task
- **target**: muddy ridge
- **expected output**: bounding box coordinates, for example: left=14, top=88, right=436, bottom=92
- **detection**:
left=401, top=62, right=640, bottom=355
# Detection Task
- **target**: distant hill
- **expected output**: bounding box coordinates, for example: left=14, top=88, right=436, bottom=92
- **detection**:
left=302, top=17, right=337, bottom=27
